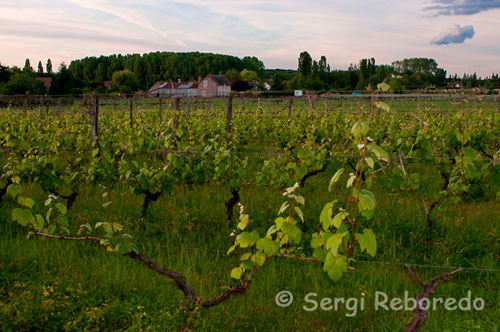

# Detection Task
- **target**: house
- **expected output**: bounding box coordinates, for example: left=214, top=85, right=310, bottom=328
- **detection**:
left=149, top=81, right=199, bottom=97
left=37, top=77, right=52, bottom=91
left=198, top=74, right=231, bottom=97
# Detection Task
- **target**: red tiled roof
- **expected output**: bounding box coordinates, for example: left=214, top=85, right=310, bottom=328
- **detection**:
left=37, top=77, right=52, bottom=90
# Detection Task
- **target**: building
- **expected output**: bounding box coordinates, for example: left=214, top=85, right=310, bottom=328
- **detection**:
left=198, top=74, right=231, bottom=97
left=37, top=77, right=52, bottom=91
left=149, top=81, right=199, bottom=97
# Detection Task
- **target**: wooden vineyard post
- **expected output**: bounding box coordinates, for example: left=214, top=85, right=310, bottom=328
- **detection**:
left=159, top=97, right=163, bottom=113
left=258, top=97, right=262, bottom=118
left=306, top=92, right=315, bottom=117
left=226, top=94, right=233, bottom=133
left=324, top=98, right=329, bottom=117
left=89, top=95, right=99, bottom=143
left=287, top=97, right=293, bottom=120
left=40, top=96, right=44, bottom=121
left=129, top=98, right=133, bottom=127
left=23, top=96, right=28, bottom=114
left=113, top=98, right=117, bottom=112
left=172, top=97, right=181, bottom=145
left=187, top=98, right=192, bottom=117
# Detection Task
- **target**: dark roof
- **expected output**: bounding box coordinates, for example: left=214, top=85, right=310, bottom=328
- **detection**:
left=209, top=75, right=232, bottom=86
left=149, top=81, right=199, bottom=92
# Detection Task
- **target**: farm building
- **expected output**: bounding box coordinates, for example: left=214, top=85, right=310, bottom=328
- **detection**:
left=198, top=74, right=231, bottom=97
left=149, top=81, right=199, bottom=97
left=36, top=77, right=52, bottom=91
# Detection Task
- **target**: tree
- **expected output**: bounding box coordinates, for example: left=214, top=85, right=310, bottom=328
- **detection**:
left=240, top=69, right=259, bottom=82
left=319, top=56, right=330, bottom=73
left=298, top=51, right=312, bottom=76
left=4, top=72, right=46, bottom=94
left=0, top=63, right=10, bottom=83
left=23, top=58, right=33, bottom=73
left=241, top=56, right=265, bottom=75
left=271, top=73, right=285, bottom=91
left=111, top=70, right=138, bottom=94
left=46, top=59, right=53, bottom=75
left=49, top=63, right=75, bottom=95
left=231, top=80, right=251, bottom=92
left=37, top=61, right=44, bottom=75
left=225, top=69, right=242, bottom=82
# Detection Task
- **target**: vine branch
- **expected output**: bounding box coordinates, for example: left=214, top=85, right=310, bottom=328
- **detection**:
left=404, top=264, right=463, bottom=332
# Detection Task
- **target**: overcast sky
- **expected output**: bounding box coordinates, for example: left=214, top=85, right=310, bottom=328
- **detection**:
left=1, top=0, right=499, bottom=77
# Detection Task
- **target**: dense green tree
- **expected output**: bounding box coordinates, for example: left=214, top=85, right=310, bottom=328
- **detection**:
left=23, top=58, right=33, bottom=73
left=240, top=69, right=259, bottom=82
left=271, top=73, right=285, bottom=91
left=46, top=59, right=53, bottom=75
left=49, top=63, right=76, bottom=95
left=0, top=63, right=10, bottom=83
left=3, top=72, right=45, bottom=94
left=111, top=70, right=138, bottom=94
left=225, top=69, right=242, bottom=82
left=298, top=51, right=312, bottom=76
left=318, top=56, right=330, bottom=73
left=231, top=80, right=251, bottom=92
left=37, top=61, right=44, bottom=75
left=242, top=56, right=265, bottom=74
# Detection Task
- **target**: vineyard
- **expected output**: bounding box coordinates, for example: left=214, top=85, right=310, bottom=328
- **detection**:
left=1, top=89, right=499, bottom=331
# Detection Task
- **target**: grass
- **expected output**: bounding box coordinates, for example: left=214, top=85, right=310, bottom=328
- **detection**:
left=1, top=161, right=499, bottom=331
left=1, top=97, right=499, bottom=331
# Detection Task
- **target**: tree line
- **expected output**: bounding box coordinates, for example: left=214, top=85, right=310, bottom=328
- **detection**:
left=0, top=51, right=499, bottom=95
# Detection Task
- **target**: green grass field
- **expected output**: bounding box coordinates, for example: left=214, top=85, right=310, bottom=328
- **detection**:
left=1, top=95, right=499, bottom=331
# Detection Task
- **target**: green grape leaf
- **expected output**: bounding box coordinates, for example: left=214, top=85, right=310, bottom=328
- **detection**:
left=325, top=233, right=345, bottom=257
left=18, top=197, right=35, bottom=209
left=320, top=202, right=334, bottom=231
left=329, top=169, right=344, bottom=192
left=12, top=208, right=34, bottom=227
left=282, top=223, right=302, bottom=244
left=375, top=101, right=391, bottom=112
left=377, top=82, right=391, bottom=92
left=231, top=267, right=242, bottom=280
left=355, top=229, right=377, bottom=257
left=332, top=212, right=348, bottom=229
left=56, top=203, right=67, bottom=215
left=256, top=237, right=279, bottom=256
left=358, top=189, right=376, bottom=220
left=294, top=206, right=304, bottom=222
left=323, top=252, right=348, bottom=281
left=7, top=184, right=21, bottom=198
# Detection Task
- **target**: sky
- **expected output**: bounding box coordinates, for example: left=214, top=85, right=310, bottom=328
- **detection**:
left=1, top=0, right=499, bottom=77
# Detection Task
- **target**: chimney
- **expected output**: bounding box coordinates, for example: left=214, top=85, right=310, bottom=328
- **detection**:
left=197, top=76, right=201, bottom=82
left=178, top=78, right=181, bottom=83
left=209, top=73, right=211, bottom=77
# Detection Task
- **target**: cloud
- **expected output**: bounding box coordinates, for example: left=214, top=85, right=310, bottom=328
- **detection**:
left=66, top=0, right=187, bottom=47
left=424, top=0, right=500, bottom=16
left=431, top=24, right=475, bottom=44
